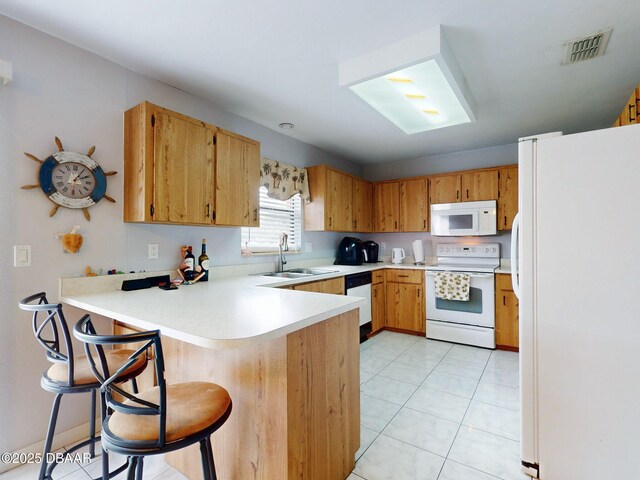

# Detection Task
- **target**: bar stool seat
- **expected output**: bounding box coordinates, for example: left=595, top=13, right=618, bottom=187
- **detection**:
left=74, top=315, right=233, bottom=479
left=18, top=292, right=148, bottom=480
left=45, top=350, right=147, bottom=387
left=108, top=382, right=230, bottom=443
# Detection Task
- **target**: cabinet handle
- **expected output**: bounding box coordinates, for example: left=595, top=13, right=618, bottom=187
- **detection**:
left=206, top=203, right=210, bottom=218
left=253, top=209, right=258, bottom=222
left=629, top=103, right=636, bottom=123
left=456, top=190, right=459, bottom=200
left=398, top=275, right=409, bottom=278
left=354, top=219, right=358, bottom=229
left=329, top=217, right=332, bottom=227
left=423, top=220, right=426, bottom=229
left=394, top=221, right=398, bottom=229
left=503, top=295, right=506, bottom=306
left=374, top=290, right=377, bottom=298
left=417, top=289, right=420, bottom=298
left=466, top=189, right=469, bottom=199
left=504, top=216, right=507, bottom=226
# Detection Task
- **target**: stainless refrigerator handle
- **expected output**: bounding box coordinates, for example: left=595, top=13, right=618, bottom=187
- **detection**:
left=510, top=212, right=521, bottom=299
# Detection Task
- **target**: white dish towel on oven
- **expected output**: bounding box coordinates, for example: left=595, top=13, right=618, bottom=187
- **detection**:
left=434, top=272, right=471, bottom=301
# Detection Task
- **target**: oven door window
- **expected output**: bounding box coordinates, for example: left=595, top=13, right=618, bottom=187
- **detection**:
left=435, top=287, right=483, bottom=313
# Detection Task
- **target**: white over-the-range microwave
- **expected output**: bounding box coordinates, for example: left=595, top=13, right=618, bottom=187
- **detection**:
left=430, top=200, right=497, bottom=236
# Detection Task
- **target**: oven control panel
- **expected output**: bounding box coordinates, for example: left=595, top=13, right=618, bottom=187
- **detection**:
left=436, top=243, right=500, bottom=258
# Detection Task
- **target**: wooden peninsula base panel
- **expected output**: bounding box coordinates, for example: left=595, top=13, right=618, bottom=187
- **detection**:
left=157, top=310, right=360, bottom=480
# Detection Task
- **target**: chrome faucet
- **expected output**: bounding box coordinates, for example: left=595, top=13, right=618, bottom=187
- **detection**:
left=277, top=232, right=288, bottom=272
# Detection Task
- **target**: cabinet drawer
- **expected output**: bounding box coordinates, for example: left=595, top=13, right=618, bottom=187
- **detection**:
left=372, top=270, right=385, bottom=284
left=385, top=269, right=423, bottom=284
left=495, top=273, right=514, bottom=291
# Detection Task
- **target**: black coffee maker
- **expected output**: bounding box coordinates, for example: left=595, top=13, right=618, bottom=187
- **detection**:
left=335, top=237, right=365, bottom=265
left=363, top=241, right=379, bottom=263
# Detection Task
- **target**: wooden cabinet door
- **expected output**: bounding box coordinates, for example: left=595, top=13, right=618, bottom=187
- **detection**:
left=400, top=178, right=428, bottom=232
left=153, top=112, right=215, bottom=224
left=461, top=170, right=498, bottom=202
left=372, top=282, right=385, bottom=333
left=495, top=274, right=519, bottom=350
left=429, top=174, right=461, bottom=204
left=498, top=166, right=518, bottom=231
left=327, top=169, right=353, bottom=231
left=215, top=131, right=260, bottom=226
left=293, top=277, right=345, bottom=295
left=374, top=182, right=400, bottom=232
left=385, top=283, right=425, bottom=333
left=353, top=178, right=373, bottom=232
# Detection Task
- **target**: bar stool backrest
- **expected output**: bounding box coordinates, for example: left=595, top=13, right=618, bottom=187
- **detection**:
left=73, top=315, right=169, bottom=449
left=18, top=292, right=75, bottom=387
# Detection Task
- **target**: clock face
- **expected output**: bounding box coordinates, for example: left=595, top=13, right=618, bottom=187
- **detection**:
left=51, top=161, right=96, bottom=199
left=39, top=151, right=107, bottom=209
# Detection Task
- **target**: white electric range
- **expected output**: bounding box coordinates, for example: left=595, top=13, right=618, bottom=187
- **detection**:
left=425, top=243, right=500, bottom=349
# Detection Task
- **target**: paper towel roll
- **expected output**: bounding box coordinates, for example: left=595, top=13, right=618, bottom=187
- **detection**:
left=412, top=240, right=425, bottom=264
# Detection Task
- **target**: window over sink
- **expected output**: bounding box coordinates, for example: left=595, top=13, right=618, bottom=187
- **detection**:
left=241, top=187, right=302, bottom=254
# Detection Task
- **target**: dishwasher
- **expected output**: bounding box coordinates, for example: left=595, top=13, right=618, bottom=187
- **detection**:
left=345, top=271, right=372, bottom=343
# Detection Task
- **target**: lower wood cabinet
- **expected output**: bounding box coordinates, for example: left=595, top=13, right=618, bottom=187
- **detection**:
left=292, top=277, right=345, bottom=295
left=112, top=321, right=157, bottom=394
left=371, top=271, right=385, bottom=333
left=495, top=274, right=519, bottom=350
left=384, top=269, right=426, bottom=334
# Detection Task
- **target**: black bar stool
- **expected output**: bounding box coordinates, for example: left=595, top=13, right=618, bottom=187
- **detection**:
left=73, top=314, right=233, bottom=480
left=18, top=292, right=148, bottom=480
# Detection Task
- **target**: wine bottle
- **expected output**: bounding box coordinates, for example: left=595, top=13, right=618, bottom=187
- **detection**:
left=198, top=239, right=209, bottom=281
left=184, top=245, right=195, bottom=281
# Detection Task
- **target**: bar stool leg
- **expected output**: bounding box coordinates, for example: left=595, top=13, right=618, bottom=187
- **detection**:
left=206, top=437, right=217, bottom=480
left=199, top=439, right=211, bottom=479
left=88, top=389, right=97, bottom=458
left=39, top=393, right=62, bottom=480
left=134, top=456, right=143, bottom=480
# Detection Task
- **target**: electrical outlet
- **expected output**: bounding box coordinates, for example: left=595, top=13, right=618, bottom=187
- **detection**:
left=148, top=244, right=159, bottom=259
left=305, top=242, right=312, bottom=253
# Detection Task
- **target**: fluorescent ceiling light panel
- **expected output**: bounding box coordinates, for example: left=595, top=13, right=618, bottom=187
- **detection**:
left=339, top=26, right=476, bottom=134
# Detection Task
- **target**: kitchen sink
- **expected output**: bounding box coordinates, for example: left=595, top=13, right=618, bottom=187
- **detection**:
left=259, top=268, right=338, bottom=278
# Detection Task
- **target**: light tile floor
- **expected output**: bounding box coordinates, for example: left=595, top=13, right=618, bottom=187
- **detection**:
left=3, top=331, right=524, bottom=480
left=350, top=331, right=527, bottom=480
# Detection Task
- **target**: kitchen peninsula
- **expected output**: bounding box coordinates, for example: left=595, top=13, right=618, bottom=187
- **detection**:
left=60, top=272, right=364, bottom=480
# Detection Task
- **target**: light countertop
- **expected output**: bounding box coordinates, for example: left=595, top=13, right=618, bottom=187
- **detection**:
left=60, top=260, right=510, bottom=350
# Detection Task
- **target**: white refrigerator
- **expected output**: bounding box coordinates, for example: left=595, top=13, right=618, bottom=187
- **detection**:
left=513, top=124, right=640, bottom=479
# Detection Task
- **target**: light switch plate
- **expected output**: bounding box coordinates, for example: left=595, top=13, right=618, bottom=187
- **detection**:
left=14, top=245, right=31, bottom=267
left=148, top=244, right=159, bottom=259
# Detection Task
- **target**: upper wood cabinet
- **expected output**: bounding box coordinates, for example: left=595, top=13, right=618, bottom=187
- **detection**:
left=374, top=182, right=400, bottom=232
left=400, top=178, right=429, bottom=232
left=305, top=165, right=372, bottom=232
left=612, top=85, right=640, bottom=127
left=429, top=174, right=461, bottom=204
left=498, top=165, right=518, bottom=231
left=353, top=177, right=373, bottom=232
left=215, top=130, right=260, bottom=226
left=461, top=170, right=498, bottom=202
left=124, top=101, right=260, bottom=227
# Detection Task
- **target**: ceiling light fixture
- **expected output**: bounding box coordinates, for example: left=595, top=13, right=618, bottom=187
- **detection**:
left=278, top=122, right=294, bottom=129
left=339, top=26, right=476, bottom=135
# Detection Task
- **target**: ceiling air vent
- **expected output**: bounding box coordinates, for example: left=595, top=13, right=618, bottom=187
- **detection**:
left=564, top=29, right=612, bottom=64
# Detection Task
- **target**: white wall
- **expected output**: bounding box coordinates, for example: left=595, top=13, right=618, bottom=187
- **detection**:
left=0, top=15, right=362, bottom=456
left=363, top=143, right=517, bottom=181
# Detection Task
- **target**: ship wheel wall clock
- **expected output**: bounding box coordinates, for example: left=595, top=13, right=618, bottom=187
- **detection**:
left=21, top=137, right=117, bottom=220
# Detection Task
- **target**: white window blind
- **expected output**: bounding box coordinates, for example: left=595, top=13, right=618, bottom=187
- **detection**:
left=241, top=187, right=302, bottom=253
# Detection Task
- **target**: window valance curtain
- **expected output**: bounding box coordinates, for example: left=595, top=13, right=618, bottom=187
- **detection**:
left=259, top=158, right=311, bottom=204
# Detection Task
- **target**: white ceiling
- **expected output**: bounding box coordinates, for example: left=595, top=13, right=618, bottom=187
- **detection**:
left=1, top=0, right=639, bottom=165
